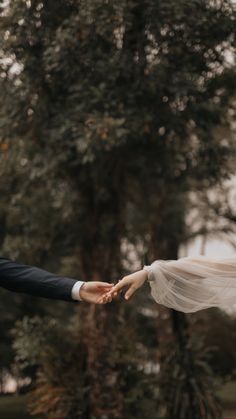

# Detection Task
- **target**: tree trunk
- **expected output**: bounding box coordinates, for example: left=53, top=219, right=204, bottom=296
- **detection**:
left=81, top=293, right=123, bottom=419
left=78, top=166, right=125, bottom=419
left=149, top=230, right=189, bottom=355
left=149, top=198, right=221, bottom=419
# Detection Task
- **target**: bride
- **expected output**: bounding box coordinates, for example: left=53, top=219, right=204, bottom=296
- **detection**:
left=100, top=256, right=236, bottom=313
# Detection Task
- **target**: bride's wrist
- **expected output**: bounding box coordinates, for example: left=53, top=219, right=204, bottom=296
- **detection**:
left=141, top=269, right=149, bottom=281
left=143, top=266, right=151, bottom=281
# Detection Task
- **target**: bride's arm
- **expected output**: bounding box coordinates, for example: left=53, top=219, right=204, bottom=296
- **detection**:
left=101, top=256, right=236, bottom=313
left=147, top=257, right=236, bottom=312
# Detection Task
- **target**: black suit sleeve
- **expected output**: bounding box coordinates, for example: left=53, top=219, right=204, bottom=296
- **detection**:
left=0, top=257, right=78, bottom=301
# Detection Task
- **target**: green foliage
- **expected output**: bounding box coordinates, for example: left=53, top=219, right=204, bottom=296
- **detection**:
left=194, top=309, right=236, bottom=379
left=0, top=394, right=37, bottom=419
left=1, top=0, right=235, bottom=263
left=160, top=337, right=222, bottom=419
left=12, top=316, right=89, bottom=419
left=12, top=311, right=161, bottom=419
left=0, top=0, right=235, bottom=418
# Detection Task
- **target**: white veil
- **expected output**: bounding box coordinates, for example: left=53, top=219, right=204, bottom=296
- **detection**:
left=144, top=256, right=236, bottom=313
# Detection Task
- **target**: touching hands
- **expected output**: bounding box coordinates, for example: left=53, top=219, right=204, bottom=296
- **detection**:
left=79, top=281, right=114, bottom=304
left=80, top=270, right=148, bottom=304
left=98, top=269, right=148, bottom=304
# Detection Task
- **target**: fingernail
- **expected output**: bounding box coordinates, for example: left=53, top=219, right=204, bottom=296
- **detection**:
left=125, top=296, right=129, bottom=300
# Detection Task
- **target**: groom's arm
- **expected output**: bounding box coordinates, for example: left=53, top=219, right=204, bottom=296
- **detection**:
left=0, top=256, right=83, bottom=301
left=0, top=256, right=113, bottom=303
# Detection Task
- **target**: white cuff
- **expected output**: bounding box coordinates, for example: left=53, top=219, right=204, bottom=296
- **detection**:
left=71, top=281, right=85, bottom=301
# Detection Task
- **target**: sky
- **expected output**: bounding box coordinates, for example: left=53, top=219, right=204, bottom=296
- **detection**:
left=187, top=236, right=236, bottom=258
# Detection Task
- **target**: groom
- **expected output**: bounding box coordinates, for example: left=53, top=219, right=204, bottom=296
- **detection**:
left=0, top=256, right=113, bottom=304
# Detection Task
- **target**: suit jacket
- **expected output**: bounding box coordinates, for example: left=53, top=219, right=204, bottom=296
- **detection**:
left=0, top=256, right=77, bottom=301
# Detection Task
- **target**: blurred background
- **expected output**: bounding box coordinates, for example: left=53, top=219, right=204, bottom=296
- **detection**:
left=0, top=1, right=236, bottom=418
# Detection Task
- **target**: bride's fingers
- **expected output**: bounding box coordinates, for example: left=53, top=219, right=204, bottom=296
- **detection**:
left=110, top=277, right=130, bottom=294
left=98, top=297, right=107, bottom=304
left=98, top=296, right=105, bottom=304
left=98, top=293, right=113, bottom=304
left=125, top=285, right=137, bottom=300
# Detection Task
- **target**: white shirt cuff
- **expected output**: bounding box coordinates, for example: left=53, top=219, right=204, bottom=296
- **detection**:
left=71, top=281, right=85, bottom=301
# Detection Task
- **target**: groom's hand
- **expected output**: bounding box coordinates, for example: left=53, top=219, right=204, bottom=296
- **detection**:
left=79, top=282, right=114, bottom=304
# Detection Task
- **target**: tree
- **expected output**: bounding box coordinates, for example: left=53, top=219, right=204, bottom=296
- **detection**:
left=1, top=0, right=235, bottom=418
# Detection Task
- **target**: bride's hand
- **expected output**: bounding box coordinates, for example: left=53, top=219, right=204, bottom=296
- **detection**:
left=99, top=270, right=148, bottom=303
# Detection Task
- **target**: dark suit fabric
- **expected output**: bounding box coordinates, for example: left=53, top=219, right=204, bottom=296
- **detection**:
left=0, top=257, right=77, bottom=301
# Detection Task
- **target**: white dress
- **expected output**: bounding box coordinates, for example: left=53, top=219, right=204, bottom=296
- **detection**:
left=144, top=256, right=236, bottom=313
